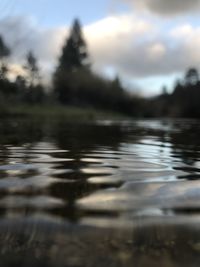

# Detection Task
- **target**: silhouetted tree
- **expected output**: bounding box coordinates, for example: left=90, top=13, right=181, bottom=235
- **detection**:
left=51, top=19, right=147, bottom=115
left=162, top=86, right=168, bottom=96
left=0, top=35, right=10, bottom=80
left=15, top=75, right=26, bottom=88
left=0, top=35, right=10, bottom=59
left=111, top=76, right=123, bottom=93
left=53, top=18, right=90, bottom=104
left=23, top=51, right=45, bottom=104
left=173, top=79, right=182, bottom=91
left=157, top=68, right=200, bottom=118
left=56, top=18, right=89, bottom=73
left=185, top=68, right=199, bottom=85
left=24, top=51, right=40, bottom=86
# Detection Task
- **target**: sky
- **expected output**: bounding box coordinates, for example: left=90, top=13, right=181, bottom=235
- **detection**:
left=1, top=0, right=200, bottom=95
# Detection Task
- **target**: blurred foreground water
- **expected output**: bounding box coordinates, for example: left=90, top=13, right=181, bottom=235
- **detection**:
left=0, top=118, right=200, bottom=266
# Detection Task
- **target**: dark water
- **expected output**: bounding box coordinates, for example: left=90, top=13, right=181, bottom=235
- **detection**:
left=1, top=118, right=200, bottom=266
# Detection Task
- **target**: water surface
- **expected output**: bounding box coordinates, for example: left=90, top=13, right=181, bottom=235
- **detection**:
left=0, top=118, right=200, bottom=266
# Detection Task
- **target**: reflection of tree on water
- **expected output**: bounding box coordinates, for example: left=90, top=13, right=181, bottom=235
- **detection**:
left=0, top=118, right=45, bottom=145
left=0, top=119, right=142, bottom=222
left=170, top=121, right=200, bottom=166
left=137, top=120, right=200, bottom=177
left=3, top=118, right=200, bottom=221
left=52, top=122, right=127, bottom=152
left=49, top=121, right=142, bottom=222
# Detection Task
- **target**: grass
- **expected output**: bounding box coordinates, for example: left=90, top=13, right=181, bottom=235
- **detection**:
left=0, top=104, right=130, bottom=122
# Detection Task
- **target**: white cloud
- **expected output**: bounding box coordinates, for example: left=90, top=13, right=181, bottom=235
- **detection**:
left=83, top=15, right=168, bottom=77
left=170, top=24, right=194, bottom=38
left=84, top=15, right=200, bottom=79
left=0, top=14, right=200, bottom=91
left=147, top=43, right=166, bottom=61
left=169, top=24, right=200, bottom=66
left=0, top=16, right=68, bottom=79
left=84, top=14, right=157, bottom=76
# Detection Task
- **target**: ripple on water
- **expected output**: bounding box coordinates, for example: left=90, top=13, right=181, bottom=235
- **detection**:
left=81, top=166, right=116, bottom=175
left=78, top=180, right=200, bottom=217
left=0, top=120, right=200, bottom=226
left=1, top=120, right=200, bottom=267
left=0, top=195, right=64, bottom=209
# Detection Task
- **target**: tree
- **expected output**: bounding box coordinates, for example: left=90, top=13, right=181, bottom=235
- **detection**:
left=111, top=75, right=123, bottom=92
left=162, top=86, right=168, bottom=96
left=184, top=68, right=199, bottom=85
left=24, top=51, right=40, bottom=86
left=0, top=35, right=10, bottom=59
left=53, top=18, right=90, bottom=104
left=23, top=51, right=45, bottom=104
left=56, top=18, right=89, bottom=73
left=0, top=35, right=10, bottom=80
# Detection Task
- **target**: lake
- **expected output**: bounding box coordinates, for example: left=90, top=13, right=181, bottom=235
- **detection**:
left=0, top=118, right=200, bottom=266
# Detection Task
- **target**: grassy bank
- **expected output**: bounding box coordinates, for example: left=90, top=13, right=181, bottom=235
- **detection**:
left=0, top=104, right=130, bottom=121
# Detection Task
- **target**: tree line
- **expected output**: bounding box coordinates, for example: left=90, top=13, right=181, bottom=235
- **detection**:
left=146, top=68, right=200, bottom=118
left=0, top=17, right=200, bottom=118
left=0, top=18, right=142, bottom=116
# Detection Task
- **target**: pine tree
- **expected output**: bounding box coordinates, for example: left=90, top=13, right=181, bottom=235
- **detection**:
left=0, top=35, right=10, bottom=59
left=53, top=18, right=90, bottom=104
left=0, top=35, right=10, bottom=80
left=185, top=68, right=199, bottom=85
left=24, top=51, right=40, bottom=86
left=57, top=18, right=89, bottom=72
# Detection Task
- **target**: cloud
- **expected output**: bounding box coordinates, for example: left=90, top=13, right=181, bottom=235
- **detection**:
left=0, top=16, right=68, bottom=78
left=84, top=15, right=155, bottom=74
left=118, top=0, right=200, bottom=16
left=169, top=24, right=200, bottom=66
left=0, top=14, right=200, bottom=90
left=84, top=14, right=200, bottom=79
